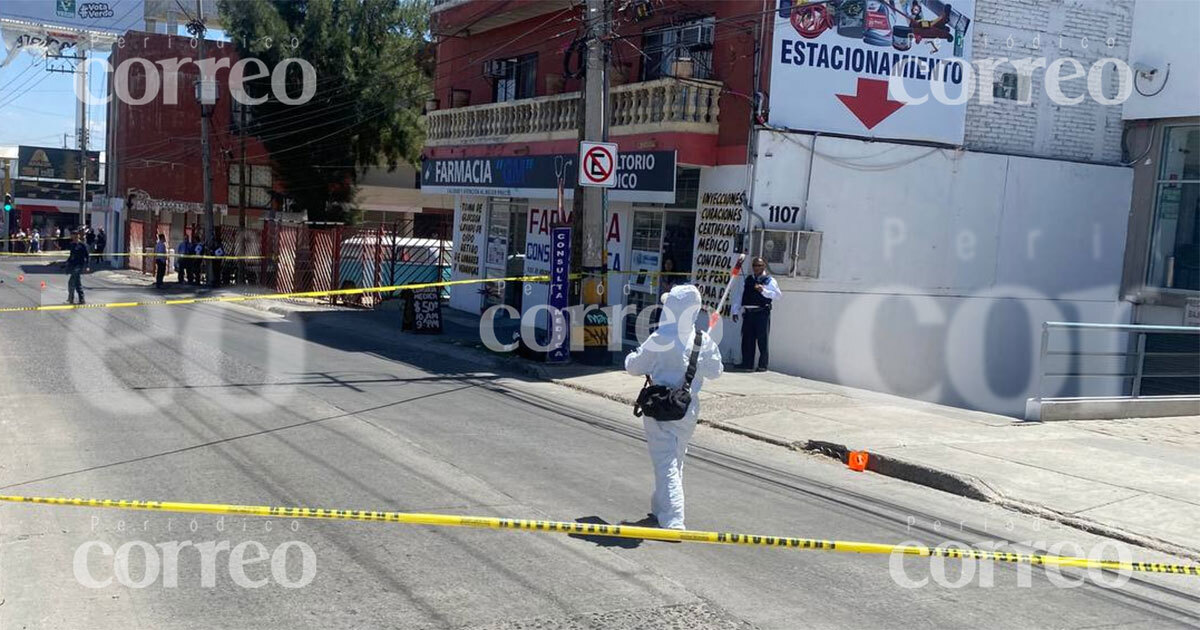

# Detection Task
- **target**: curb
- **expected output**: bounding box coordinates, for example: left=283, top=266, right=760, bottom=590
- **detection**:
left=212, top=296, right=1200, bottom=561
left=797, top=442, right=1200, bottom=562
left=523, top=370, right=1200, bottom=560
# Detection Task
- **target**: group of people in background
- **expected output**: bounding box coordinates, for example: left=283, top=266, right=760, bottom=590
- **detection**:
left=6, top=226, right=105, bottom=258
left=159, top=231, right=228, bottom=289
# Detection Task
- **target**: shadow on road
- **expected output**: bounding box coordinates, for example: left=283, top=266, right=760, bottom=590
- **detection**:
left=252, top=308, right=550, bottom=385
left=567, top=516, right=644, bottom=548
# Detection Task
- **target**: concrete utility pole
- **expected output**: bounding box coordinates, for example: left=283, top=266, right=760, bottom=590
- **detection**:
left=1, top=160, right=10, bottom=250
left=573, top=0, right=611, bottom=364
left=77, top=48, right=89, bottom=227
left=238, top=102, right=247, bottom=284
left=195, top=0, right=215, bottom=282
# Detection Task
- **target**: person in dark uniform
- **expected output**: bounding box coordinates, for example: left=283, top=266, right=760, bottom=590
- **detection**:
left=153, top=233, right=168, bottom=289
left=176, top=233, right=191, bottom=283
left=732, top=256, right=782, bottom=372
left=210, top=235, right=225, bottom=287
left=65, top=230, right=90, bottom=304
left=187, top=231, right=204, bottom=285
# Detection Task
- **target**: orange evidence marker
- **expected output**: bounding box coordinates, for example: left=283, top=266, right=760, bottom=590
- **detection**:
left=847, top=451, right=869, bottom=472
left=17, top=275, right=24, bottom=283
left=40, top=281, right=46, bottom=290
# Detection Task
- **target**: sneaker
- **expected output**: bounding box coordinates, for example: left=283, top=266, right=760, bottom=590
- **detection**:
left=754, top=367, right=768, bottom=372
left=620, top=514, right=660, bottom=528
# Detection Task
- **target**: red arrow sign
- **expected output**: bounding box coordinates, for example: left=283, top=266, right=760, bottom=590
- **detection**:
left=836, top=78, right=905, bottom=130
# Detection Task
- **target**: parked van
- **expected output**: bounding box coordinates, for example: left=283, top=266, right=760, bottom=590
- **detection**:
left=337, top=236, right=452, bottom=304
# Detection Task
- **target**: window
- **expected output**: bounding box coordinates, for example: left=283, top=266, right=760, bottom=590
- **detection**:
left=666, top=168, right=700, bottom=209
left=231, top=100, right=255, bottom=132
left=489, top=54, right=538, bottom=103
left=634, top=168, right=701, bottom=210
left=993, top=71, right=1030, bottom=103
left=993, top=72, right=1017, bottom=101
left=228, top=165, right=273, bottom=208
left=1147, top=125, right=1200, bottom=291
left=641, top=17, right=714, bottom=81
left=631, top=210, right=663, bottom=251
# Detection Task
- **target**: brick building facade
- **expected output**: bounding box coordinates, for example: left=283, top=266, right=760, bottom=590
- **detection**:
left=964, top=0, right=1133, bottom=163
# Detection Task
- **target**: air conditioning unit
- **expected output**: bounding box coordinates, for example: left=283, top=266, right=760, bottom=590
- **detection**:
left=750, top=229, right=822, bottom=278
left=483, top=59, right=510, bottom=79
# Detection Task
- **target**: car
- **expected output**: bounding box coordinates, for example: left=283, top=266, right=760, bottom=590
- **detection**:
left=336, top=235, right=452, bottom=306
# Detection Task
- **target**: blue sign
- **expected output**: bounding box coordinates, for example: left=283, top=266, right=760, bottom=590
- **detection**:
left=421, top=151, right=677, bottom=204
left=547, top=226, right=571, bottom=363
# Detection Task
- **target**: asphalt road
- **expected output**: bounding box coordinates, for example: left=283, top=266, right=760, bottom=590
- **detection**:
left=0, top=258, right=1197, bottom=629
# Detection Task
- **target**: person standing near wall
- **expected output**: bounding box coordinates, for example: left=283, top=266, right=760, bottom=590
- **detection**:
left=95, top=228, right=107, bottom=263
left=153, top=233, right=168, bottom=289
left=210, top=235, right=225, bottom=288
left=732, top=257, right=782, bottom=372
left=176, top=233, right=191, bottom=284
left=187, top=231, right=203, bottom=285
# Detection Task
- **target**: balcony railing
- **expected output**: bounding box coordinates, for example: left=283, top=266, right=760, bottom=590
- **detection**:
left=426, top=78, right=721, bottom=147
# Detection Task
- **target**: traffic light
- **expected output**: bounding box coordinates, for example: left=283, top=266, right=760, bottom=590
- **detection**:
left=3, top=193, right=12, bottom=213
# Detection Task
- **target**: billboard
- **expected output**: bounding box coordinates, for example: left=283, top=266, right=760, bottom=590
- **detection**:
left=769, top=0, right=975, bottom=145
left=19, top=146, right=101, bottom=182
left=1, top=27, right=80, bottom=67
left=0, top=0, right=145, bottom=35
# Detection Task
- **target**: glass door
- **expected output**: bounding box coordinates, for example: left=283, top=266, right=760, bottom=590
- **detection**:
left=1147, top=125, right=1200, bottom=291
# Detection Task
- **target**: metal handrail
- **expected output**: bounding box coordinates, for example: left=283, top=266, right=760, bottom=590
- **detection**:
left=1044, top=321, right=1200, bottom=333
left=1036, top=321, right=1199, bottom=404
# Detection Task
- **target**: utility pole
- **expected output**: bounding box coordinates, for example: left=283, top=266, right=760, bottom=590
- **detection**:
left=573, top=0, right=611, bottom=364
left=1, top=160, right=11, bottom=251
left=192, top=0, right=215, bottom=284
left=238, top=103, right=247, bottom=284
left=77, top=48, right=89, bottom=228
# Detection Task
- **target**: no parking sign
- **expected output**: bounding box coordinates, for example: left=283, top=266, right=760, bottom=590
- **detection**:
left=579, top=142, right=618, bottom=188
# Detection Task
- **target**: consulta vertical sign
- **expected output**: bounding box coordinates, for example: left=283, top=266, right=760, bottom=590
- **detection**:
left=770, top=0, right=975, bottom=145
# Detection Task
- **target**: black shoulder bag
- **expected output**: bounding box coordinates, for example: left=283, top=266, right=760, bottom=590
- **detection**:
left=633, top=330, right=703, bottom=421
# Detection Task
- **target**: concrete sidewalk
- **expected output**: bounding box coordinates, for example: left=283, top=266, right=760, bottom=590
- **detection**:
left=527, top=355, right=1200, bottom=560
left=433, top=309, right=1200, bottom=560
left=99, top=269, right=1200, bottom=559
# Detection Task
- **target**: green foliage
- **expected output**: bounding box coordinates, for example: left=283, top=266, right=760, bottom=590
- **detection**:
left=218, top=0, right=431, bottom=223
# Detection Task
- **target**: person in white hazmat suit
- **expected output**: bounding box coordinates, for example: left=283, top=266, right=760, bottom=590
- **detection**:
left=624, top=284, right=723, bottom=530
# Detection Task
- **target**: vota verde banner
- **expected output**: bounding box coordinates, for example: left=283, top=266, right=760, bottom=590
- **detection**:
left=0, top=0, right=146, bottom=36
left=769, top=0, right=975, bottom=145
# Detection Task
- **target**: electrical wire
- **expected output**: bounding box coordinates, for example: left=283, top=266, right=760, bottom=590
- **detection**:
left=769, top=124, right=948, bottom=171
left=1133, top=63, right=1170, bottom=98
left=40, top=2, right=787, bottom=204
left=0, top=62, right=37, bottom=93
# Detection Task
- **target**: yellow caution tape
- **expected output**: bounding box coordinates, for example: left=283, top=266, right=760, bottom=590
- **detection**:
left=0, top=274, right=551, bottom=313
left=0, top=266, right=702, bottom=315
left=0, top=494, right=1194, bottom=576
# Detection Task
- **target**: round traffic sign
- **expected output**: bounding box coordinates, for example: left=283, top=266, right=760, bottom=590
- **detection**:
left=582, top=145, right=614, bottom=184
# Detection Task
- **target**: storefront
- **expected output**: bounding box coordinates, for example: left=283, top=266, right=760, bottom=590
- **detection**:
left=426, top=151, right=706, bottom=342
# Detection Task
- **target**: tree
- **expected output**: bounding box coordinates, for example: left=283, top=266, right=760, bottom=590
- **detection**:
left=218, top=0, right=430, bottom=223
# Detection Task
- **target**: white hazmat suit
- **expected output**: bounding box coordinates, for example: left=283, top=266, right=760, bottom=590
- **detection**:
left=624, top=284, right=723, bottom=529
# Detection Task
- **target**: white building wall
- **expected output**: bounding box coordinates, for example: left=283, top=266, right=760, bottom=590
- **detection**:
left=964, top=0, right=1133, bottom=163
left=1122, top=0, right=1200, bottom=120
left=752, top=131, right=1134, bottom=416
